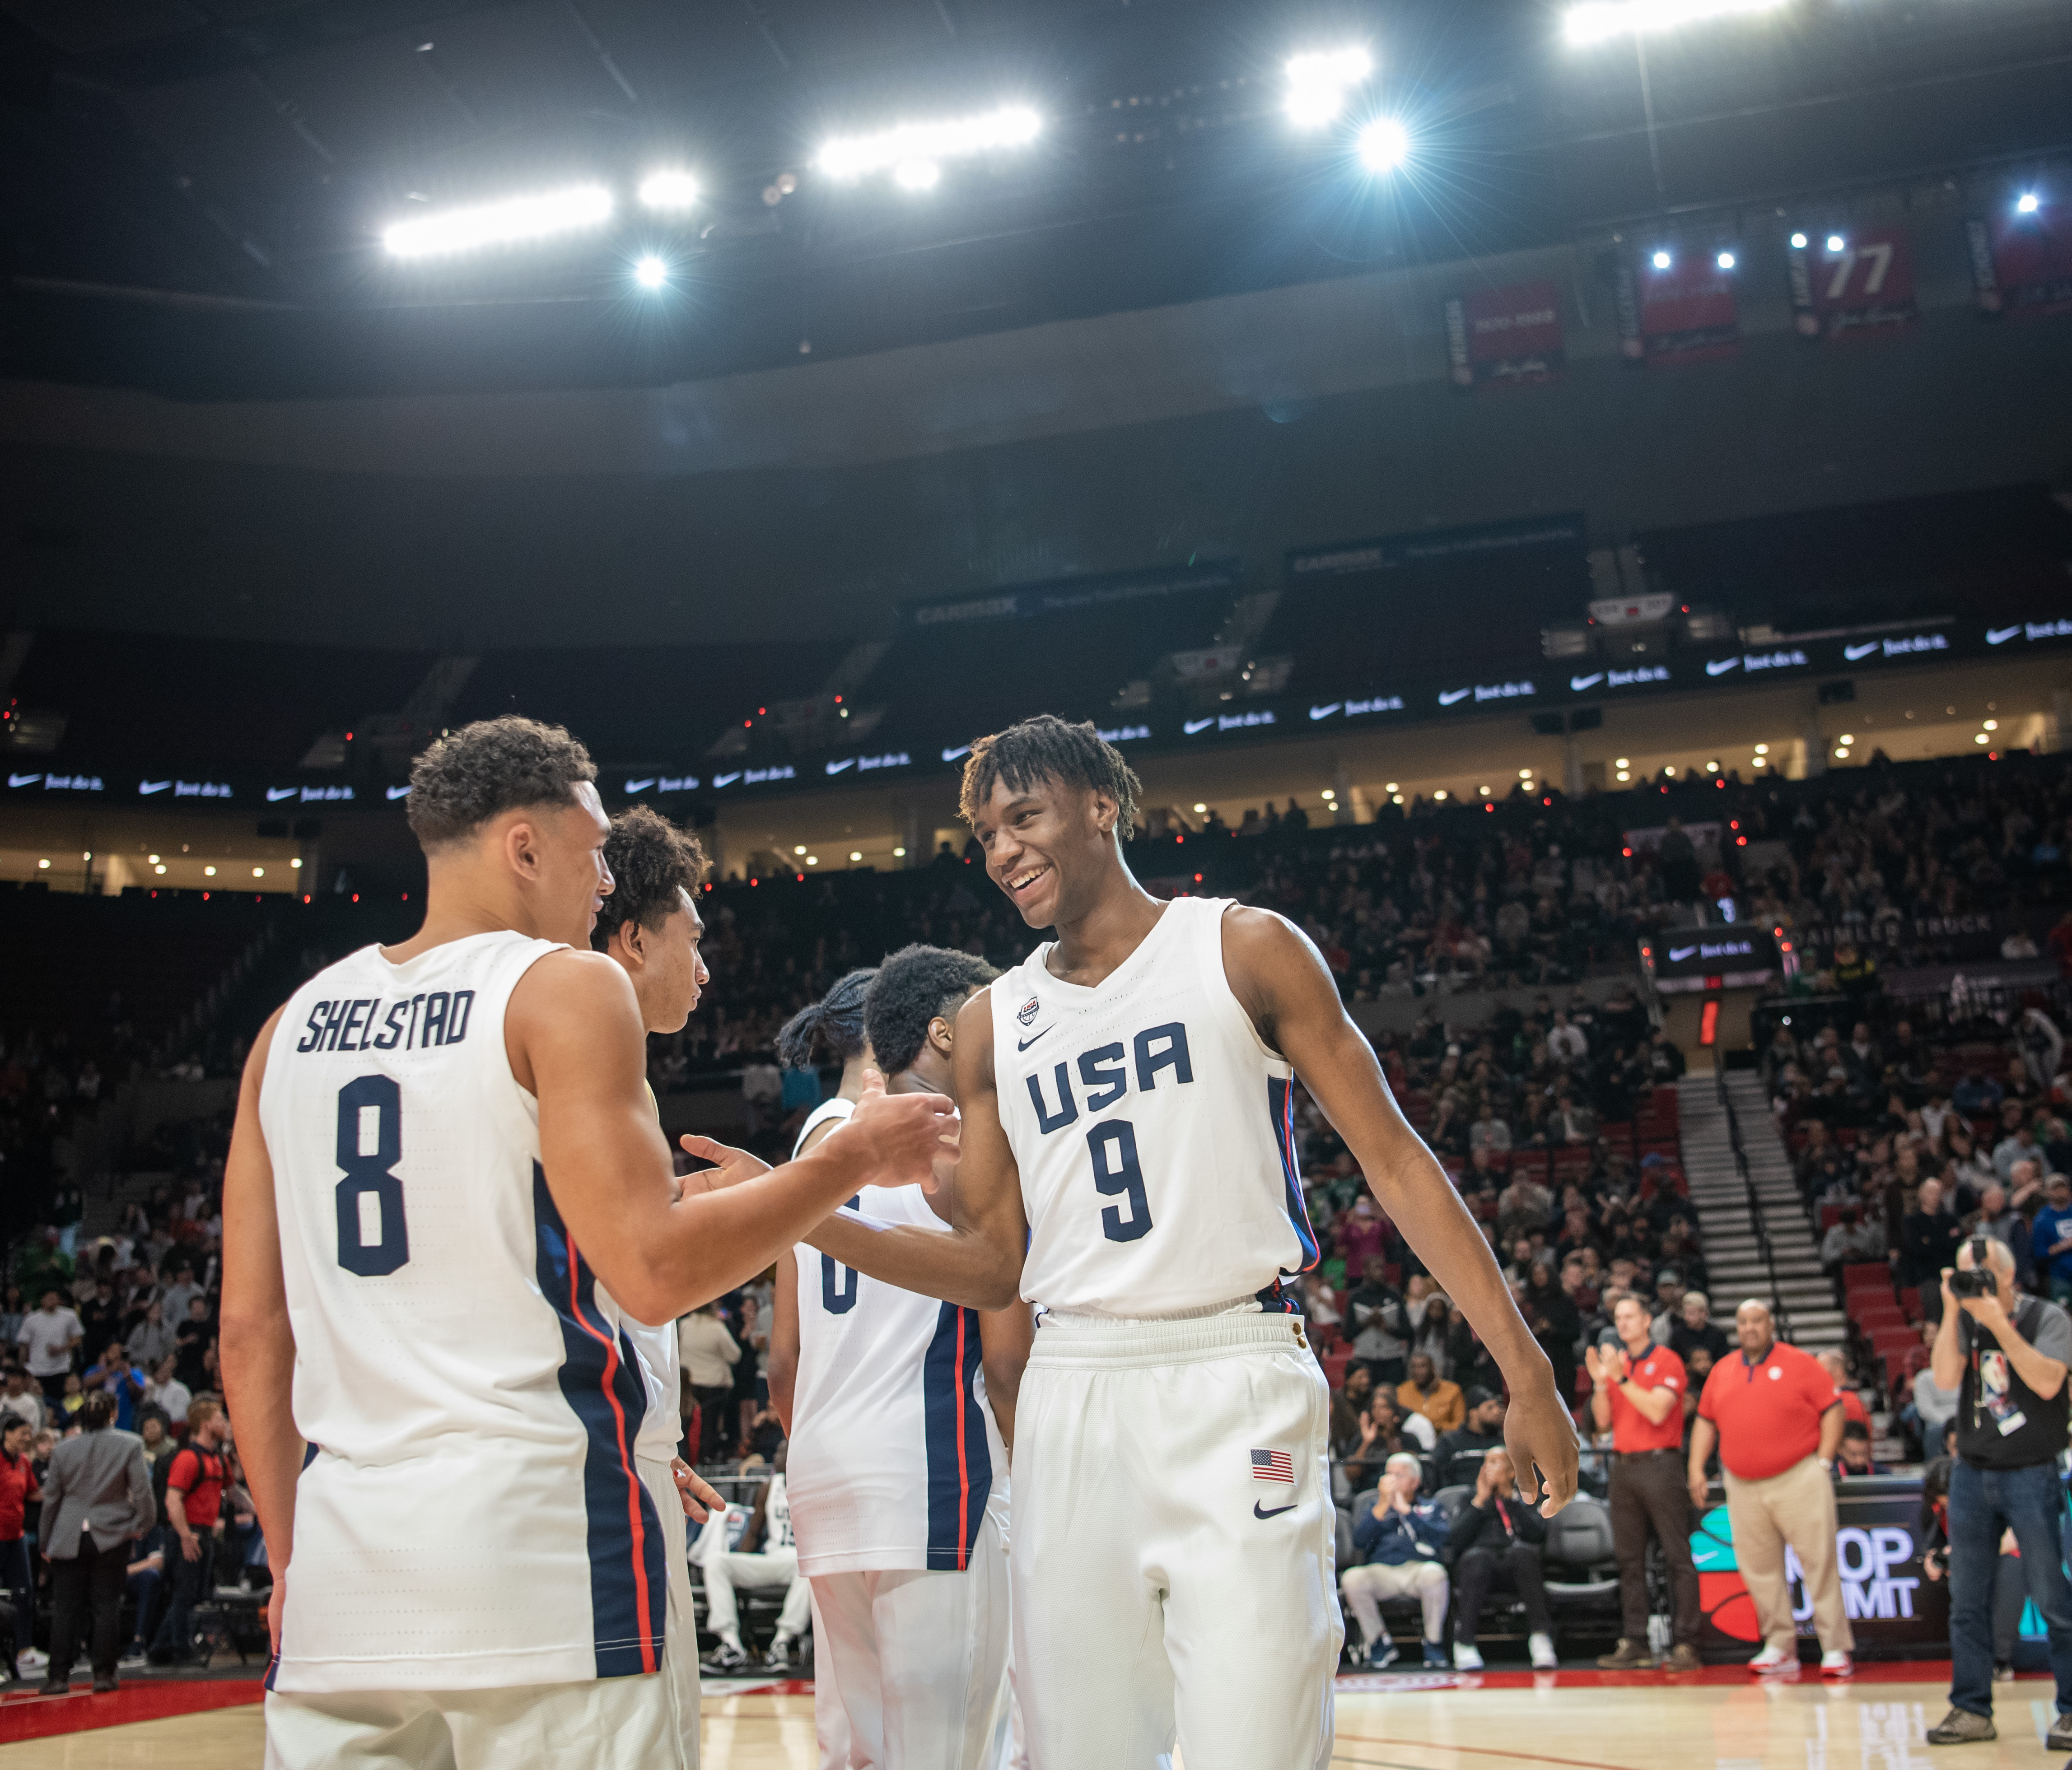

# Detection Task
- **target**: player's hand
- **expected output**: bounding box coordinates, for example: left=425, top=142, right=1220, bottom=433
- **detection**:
left=842, top=1069, right=961, bottom=1191
left=1687, top=1469, right=1708, bottom=1509
left=672, top=1457, right=724, bottom=1523
left=1938, top=1267, right=1956, bottom=1315
left=679, top=1136, right=772, bottom=1191
left=1503, top=1370, right=1581, bottom=1519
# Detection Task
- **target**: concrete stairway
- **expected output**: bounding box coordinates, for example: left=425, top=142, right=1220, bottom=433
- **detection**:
left=1679, top=1073, right=1844, bottom=1355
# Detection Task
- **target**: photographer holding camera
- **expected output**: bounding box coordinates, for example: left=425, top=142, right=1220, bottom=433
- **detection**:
left=1923, top=1236, right=2072, bottom=1747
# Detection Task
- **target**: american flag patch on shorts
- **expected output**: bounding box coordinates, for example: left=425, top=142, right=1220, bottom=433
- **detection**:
left=1251, top=1449, right=1294, bottom=1484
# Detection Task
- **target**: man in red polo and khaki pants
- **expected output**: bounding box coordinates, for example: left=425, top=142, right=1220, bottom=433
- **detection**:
left=1687, top=1299, right=1853, bottom=1677
left=1587, top=1294, right=1702, bottom=1670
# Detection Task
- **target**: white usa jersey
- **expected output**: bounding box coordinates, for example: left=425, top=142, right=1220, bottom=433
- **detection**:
left=258, top=932, right=673, bottom=1693
left=786, top=1099, right=1005, bottom=1577
left=989, top=895, right=1320, bottom=1318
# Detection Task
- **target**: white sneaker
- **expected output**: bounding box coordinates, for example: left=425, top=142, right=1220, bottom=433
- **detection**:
left=1452, top=1643, right=1484, bottom=1671
left=1529, top=1633, right=1559, bottom=1670
left=1748, top=1645, right=1793, bottom=1673
left=1820, top=1651, right=1853, bottom=1678
left=15, top=1649, right=47, bottom=1672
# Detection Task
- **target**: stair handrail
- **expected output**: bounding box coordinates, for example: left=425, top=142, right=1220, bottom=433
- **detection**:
left=1711, top=1064, right=1793, bottom=1343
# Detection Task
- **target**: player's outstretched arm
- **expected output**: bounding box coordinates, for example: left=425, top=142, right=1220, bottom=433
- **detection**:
left=803, top=989, right=1030, bottom=1312
left=510, top=950, right=958, bottom=1325
left=1222, top=907, right=1580, bottom=1517
left=219, top=1006, right=303, bottom=1653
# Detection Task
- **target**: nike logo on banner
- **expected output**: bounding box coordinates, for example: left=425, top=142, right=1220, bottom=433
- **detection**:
left=1253, top=1501, right=1297, bottom=1520
left=713, top=772, right=742, bottom=788
left=1308, top=703, right=1342, bottom=722
left=1704, top=658, right=1740, bottom=677
left=139, top=780, right=171, bottom=795
left=941, top=745, right=971, bottom=763
left=1843, top=641, right=1880, bottom=661
left=1437, top=688, right=1471, bottom=706
left=1987, top=625, right=2022, bottom=646
left=1669, top=946, right=1698, bottom=961
left=386, top=785, right=412, bottom=801
left=266, top=787, right=297, bottom=802
left=1183, top=717, right=1215, bottom=735
left=823, top=758, right=856, bottom=774
left=7, top=773, right=40, bottom=788
left=1016, top=1028, right=1054, bottom=1052
left=623, top=778, right=656, bottom=792
left=1569, top=673, right=1604, bottom=691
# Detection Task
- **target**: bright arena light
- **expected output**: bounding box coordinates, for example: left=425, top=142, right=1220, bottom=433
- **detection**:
left=1651, top=249, right=1673, bottom=270
left=1790, top=231, right=1808, bottom=249
left=1563, top=0, right=1786, bottom=47
left=1716, top=249, right=1736, bottom=269
left=1826, top=233, right=1846, bottom=252
left=383, top=184, right=613, bottom=258
left=638, top=169, right=700, bottom=211
left=816, top=105, right=1041, bottom=183
left=1357, top=116, right=1411, bottom=174
left=2018, top=192, right=2041, bottom=214
left=893, top=158, right=942, bottom=191
left=1285, top=47, right=1373, bottom=128
left=634, top=255, right=668, bottom=289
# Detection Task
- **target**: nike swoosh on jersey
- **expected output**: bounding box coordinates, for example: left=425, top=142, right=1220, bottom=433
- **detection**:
left=1253, top=1501, right=1297, bottom=1520
left=1016, top=1028, right=1054, bottom=1051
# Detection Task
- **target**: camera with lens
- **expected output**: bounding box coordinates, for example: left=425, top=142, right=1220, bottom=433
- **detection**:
left=1948, top=1235, right=1997, bottom=1298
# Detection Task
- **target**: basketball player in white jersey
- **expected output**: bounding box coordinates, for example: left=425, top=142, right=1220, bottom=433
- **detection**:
left=218, top=717, right=957, bottom=1770
left=588, top=805, right=734, bottom=1530
left=806, top=715, right=1579, bottom=1770
left=773, top=945, right=1030, bottom=1769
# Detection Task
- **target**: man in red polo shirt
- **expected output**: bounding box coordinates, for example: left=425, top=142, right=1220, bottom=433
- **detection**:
left=1586, top=1294, right=1701, bottom=1670
left=1688, top=1300, right=1851, bottom=1677
left=149, top=1397, right=227, bottom=1666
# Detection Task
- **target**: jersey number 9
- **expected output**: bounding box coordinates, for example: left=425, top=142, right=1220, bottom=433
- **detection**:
left=1087, top=1120, right=1153, bottom=1243
left=336, top=1076, right=410, bottom=1276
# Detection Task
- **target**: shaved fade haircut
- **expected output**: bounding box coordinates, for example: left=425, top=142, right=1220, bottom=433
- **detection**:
left=590, top=805, right=709, bottom=951
left=957, top=713, right=1140, bottom=831
left=406, top=716, right=597, bottom=851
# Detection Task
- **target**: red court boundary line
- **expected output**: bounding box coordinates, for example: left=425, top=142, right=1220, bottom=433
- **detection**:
left=0, top=1675, right=266, bottom=1745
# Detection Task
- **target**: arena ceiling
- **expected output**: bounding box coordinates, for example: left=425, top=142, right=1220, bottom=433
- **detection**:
left=2, top=0, right=2070, bottom=399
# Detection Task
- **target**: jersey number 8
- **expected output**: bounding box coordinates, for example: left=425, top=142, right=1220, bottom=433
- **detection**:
left=1087, top=1120, right=1153, bottom=1243
left=335, top=1076, right=410, bottom=1276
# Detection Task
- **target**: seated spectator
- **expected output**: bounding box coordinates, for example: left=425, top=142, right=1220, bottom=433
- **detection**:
left=1331, top=1365, right=1377, bottom=1461
left=2032, top=1172, right=2072, bottom=1305
left=697, top=1445, right=812, bottom=1672
left=1666, top=1292, right=1731, bottom=1366
left=1834, top=1420, right=1881, bottom=1478
left=121, top=1527, right=167, bottom=1669
left=1409, top=1296, right=1455, bottom=1376
left=125, top=1304, right=175, bottom=1374
left=1341, top=1453, right=1451, bottom=1669
left=1344, top=1391, right=1419, bottom=1493
left=1449, top=1447, right=1559, bottom=1671
left=1397, top=1352, right=1465, bottom=1435
left=1432, top=1388, right=1507, bottom=1490
left=1901, top=1339, right=1960, bottom=1458
left=1820, top=1206, right=1888, bottom=1275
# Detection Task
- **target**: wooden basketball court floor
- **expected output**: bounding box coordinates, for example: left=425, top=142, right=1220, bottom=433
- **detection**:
left=0, top=1665, right=2058, bottom=1769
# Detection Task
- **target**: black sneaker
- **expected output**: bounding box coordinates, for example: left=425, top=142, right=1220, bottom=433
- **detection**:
left=91, top=1676, right=118, bottom=1695
left=701, top=1643, right=750, bottom=1675
left=39, top=1677, right=69, bottom=1696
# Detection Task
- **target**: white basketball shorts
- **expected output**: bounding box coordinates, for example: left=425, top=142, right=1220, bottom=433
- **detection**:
left=810, top=1500, right=1010, bottom=1769
left=263, top=1456, right=700, bottom=1769
left=1009, top=1309, right=1340, bottom=1770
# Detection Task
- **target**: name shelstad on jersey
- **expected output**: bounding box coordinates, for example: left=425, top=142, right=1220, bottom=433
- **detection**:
left=990, top=894, right=1320, bottom=1318
left=291, top=989, right=478, bottom=1055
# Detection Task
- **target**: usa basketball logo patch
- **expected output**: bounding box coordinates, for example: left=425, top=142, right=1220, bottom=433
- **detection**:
left=1017, top=996, right=1040, bottom=1026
